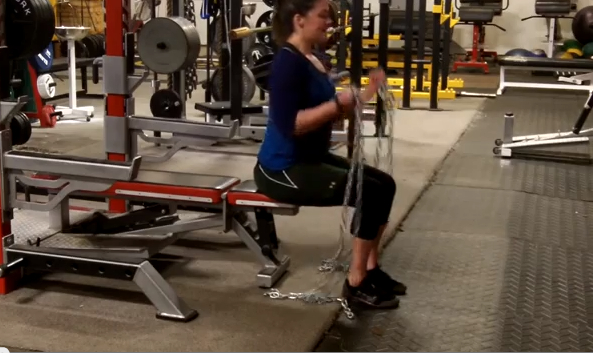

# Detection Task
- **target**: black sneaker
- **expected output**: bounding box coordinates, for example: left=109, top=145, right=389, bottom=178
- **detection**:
left=368, top=266, right=407, bottom=296
left=341, top=276, right=400, bottom=309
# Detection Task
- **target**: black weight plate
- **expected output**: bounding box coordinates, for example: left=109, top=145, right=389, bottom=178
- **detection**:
left=96, top=34, right=106, bottom=56
left=9, top=115, right=21, bottom=146
left=7, top=0, right=40, bottom=59
left=29, top=0, right=55, bottom=59
left=81, top=36, right=95, bottom=58
left=18, top=113, right=32, bottom=145
left=10, top=113, right=29, bottom=146
left=244, top=43, right=273, bottom=67
left=150, top=89, right=183, bottom=119
left=255, top=11, right=274, bottom=48
left=77, top=40, right=89, bottom=58
left=90, top=34, right=100, bottom=56
left=90, top=35, right=101, bottom=57
left=85, top=35, right=97, bottom=57
left=39, top=0, right=55, bottom=44
left=253, top=54, right=274, bottom=91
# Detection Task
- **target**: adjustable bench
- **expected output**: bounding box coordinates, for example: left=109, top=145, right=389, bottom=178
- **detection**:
left=452, top=0, right=507, bottom=74
left=27, top=169, right=292, bottom=289
left=225, top=180, right=295, bottom=287
left=497, top=56, right=593, bottom=95
left=522, top=0, right=576, bottom=57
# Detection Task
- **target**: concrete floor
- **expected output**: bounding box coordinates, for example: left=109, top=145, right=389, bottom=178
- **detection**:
left=0, top=77, right=482, bottom=351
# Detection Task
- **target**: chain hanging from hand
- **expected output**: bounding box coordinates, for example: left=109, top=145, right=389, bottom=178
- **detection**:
left=264, top=83, right=397, bottom=320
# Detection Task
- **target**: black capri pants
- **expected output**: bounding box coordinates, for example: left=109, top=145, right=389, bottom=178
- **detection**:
left=253, top=153, right=396, bottom=240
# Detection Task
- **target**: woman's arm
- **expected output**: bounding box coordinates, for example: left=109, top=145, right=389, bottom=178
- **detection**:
left=294, top=100, right=340, bottom=135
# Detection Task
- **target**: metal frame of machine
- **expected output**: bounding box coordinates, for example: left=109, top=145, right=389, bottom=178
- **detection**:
left=493, top=90, right=593, bottom=162
left=0, top=0, right=300, bottom=323
left=497, top=56, right=593, bottom=95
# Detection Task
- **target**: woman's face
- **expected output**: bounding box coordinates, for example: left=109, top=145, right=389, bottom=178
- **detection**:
left=295, top=0, right=333, bottom=45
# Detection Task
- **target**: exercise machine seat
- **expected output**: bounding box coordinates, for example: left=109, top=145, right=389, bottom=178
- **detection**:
left=535, top=0, right=574, bottom=15
left=458, top=0, right=503, bottom=17
left=459, top=6, right=496, bottom=22
left=226, top=180, right=298, bottom=209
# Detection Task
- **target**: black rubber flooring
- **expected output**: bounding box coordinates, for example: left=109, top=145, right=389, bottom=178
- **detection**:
left=316, top=90, right=593, bottom=352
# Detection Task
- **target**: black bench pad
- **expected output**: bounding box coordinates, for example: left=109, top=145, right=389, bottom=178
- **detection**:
left=535, top=0, right=572, bottom=15
left=500, top=56, right=593, bottom=69
left=459, top=7, right=495, bottom=22
left=194, top=101, right=264, bottom=115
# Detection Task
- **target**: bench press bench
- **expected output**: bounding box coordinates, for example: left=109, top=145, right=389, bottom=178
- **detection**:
left=28, top=168, right=294, bottom=289
left=497, top=56, right=593, bottom=95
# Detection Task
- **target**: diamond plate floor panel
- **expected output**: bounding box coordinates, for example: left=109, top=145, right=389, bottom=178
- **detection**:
left=317, top=231, right=509, bottom=352
left=434, top=154, right=593, bottom=202
left=317, top=91, right=592, bottom=352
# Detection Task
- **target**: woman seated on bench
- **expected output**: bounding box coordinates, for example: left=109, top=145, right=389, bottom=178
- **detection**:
left=253, top=0, right=406, bottom=309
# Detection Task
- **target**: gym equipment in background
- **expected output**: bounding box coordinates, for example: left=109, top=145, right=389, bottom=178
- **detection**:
left=452, top=0, right=508, bottom=74
left=504, top=48, right=536, bottom=57
left=497, top=56, right=592, bottom=95
left=53, top=26, right=94, bottom=122
left=571, top=6, right=593, bottom=46
left=522, top=0, right=577, bottom=58
left=494, top=90, right=592, bottom=163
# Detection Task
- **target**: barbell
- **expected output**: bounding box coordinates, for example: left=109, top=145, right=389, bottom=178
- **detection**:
left=229, top=25, right=350, bottom=40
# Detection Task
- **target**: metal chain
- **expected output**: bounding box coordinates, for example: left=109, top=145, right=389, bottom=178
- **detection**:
left=264, top=83, right=397, bottom=320
left=184, top=0, right=198, bottom=99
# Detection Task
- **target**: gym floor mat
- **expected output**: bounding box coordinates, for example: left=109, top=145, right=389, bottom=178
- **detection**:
left=316, top=90, right=593, bottom=352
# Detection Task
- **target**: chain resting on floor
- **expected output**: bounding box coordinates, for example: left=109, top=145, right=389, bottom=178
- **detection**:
left=263, top=83, right=397, bottom=320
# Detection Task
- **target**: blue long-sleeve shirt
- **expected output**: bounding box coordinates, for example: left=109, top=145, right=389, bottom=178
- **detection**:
left=257, top=44, right=337, bottom=171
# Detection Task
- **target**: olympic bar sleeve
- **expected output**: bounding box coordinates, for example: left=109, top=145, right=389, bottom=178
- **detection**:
left=267, top=48, right=308, bottom=138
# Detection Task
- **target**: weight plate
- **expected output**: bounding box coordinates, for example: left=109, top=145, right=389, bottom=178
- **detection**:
left=40, top=104, right=57, bottom=128
left=81, top=35, right=95, bottom=57
left=10, top=113, right=31, bottom=146
left=210, top=66, right=256, bottom=102
left=29, top=43, right=54, bottom=73
left=10, top=115, right=22, bottom=146
left=38, top=0, right=56, bottom=49
left=37, top=73, right=56, bottom=99
left=96, top=34, right=106, bottom=56
left=212, top=16, right=255, bottom=56
left=149, top=89, right=183, bottom=118
left=255, top=11, right=274, bottom=48
left=138, top=16, right=201, bottom=74
left=18, top=113, right=32, bottom=145
left=90, top=34, right=102, bottom=57
left=29, top=0, right=55, bottom=60
left=7, top=0, right=38, bottom=59
left=244, top=43, right=273, bottom=67
left=253, top=54, right=274, bottom=91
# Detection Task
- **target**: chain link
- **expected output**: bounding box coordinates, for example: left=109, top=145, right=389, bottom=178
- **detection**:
left=264, top=83, right=397, bottom=320
left=184, top=0, right=199, bottom=100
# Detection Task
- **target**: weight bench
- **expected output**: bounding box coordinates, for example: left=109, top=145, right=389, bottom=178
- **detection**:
left=452, top=0, right=507, bottom=74
left=1, top=149, right=201, bottom=322
left=497, top=56, right=593, bottom=95
left=27, top=168, right=292, bottom=289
